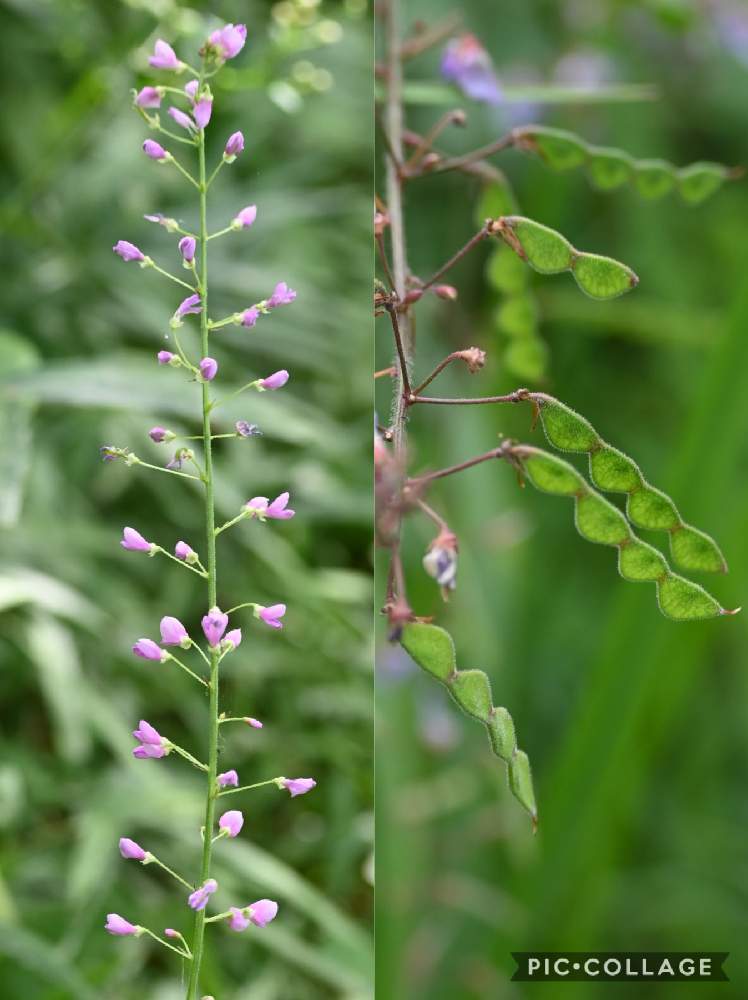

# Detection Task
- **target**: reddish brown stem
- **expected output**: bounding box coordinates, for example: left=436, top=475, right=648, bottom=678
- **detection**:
left=410, top=389, right=529, bottom=406
left=420, top=225, right=490, bottom=292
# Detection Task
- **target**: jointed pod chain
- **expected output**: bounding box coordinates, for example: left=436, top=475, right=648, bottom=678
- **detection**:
left=377, top=7, right=738, bottom=827
left=103, top=27, right=317, bottom=998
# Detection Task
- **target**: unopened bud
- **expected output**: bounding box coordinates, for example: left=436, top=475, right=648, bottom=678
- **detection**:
left=456, top=346, right=486, bottom=373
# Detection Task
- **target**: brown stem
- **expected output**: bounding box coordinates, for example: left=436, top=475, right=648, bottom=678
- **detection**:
left=411, top=389, right=529, bottom=406
left=415, top=497, right=449, bottom=531
left=375, top=366, right=397, bottom=380
left=375, top=231, right=396, bottom=290
left=410, top=443, right=515, bottom=485
left=420, top=224, right=490, bottom=292
left=399, top=13, right=461, bottom=60
left=384, top=301, right=411, bottom=399
left=411, top=352, right=467, bottom=396
left=426, top=131, right=517, bottom=176
left=403, top=109, right=466, bottom=171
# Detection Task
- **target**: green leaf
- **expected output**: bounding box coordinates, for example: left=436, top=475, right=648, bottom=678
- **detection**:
left=537, top=397, right=600, bottom=452
left=572, top=252, right=639, bottom=300
left=487, top=707, right=516, bottom=759
left=677, top=162, right=730, bottom=205
left=590, top=446, right=643, bottom=493
left=575, top=493, right=632, bottom=546
left=627, top=485, right=680, bottom=531
left=656, top=574, right=723, bottom=621
left=618, top=539, right=669, bottom=582
left=401, top=622, right=455, bottom=682
left=521, top=449, right=586, bottom=496
left=448, top=669, right=493, bottom=722
left=508, top=751, right=537, bottom=824
left=634, top=159, right=676, bottom=199
left=500, top=216, right=574, bottom=273
left=670, top=525, right=727, bottom=574
left=586, top=147, right=635, bottom=190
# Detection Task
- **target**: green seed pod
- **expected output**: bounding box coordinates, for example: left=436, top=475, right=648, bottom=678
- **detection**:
left=634, top=159, right=676, bottom=199
left=400, top=622, right=455, bottom=682
left=449, top=669, right=493, bottom=723
left=657, top=574, right=723, bottom=622
left=487, top=246, right=528, bottom=295
left=572, top=252, right=639, bottom=300
left=627, top=485, right=680, bottom=531
left=677, top=162, right=729, bottom=205
left=586, top=146, right=635, bottom=190
left=497, top=295, right=537, bottom=339
left=670, top=525, right=727, bottom=574
left=537, top=397, right=600, bottom=452
left=521, top=450, right=586, bottom=496
left=590, top=446, right=643, bottom=493
left=618, top=539, right=668, bottom=582
left=517, top=125, right=587, bottom=171
left=503, top=336, right=548, bottom=382
left=500, top=217, right=575, bottom=274
left=508, top=750, right=537, bottom=824
left=487, top=707, right=516, bottom=761
left=575, top=493, right=632, bottom=546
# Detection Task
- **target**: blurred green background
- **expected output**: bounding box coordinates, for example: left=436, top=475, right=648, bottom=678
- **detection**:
left=0, top=0, right=372, bottom=997
left=376, top=1, right=748, bottom=998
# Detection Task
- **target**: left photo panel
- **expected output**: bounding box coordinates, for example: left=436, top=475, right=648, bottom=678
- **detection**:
left=0, top=3, right=373, bottom=999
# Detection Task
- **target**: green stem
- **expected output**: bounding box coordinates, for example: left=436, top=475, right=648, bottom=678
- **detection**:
left=170, top=154, right=201, bottom=189
left=207, top=226, right=234, bottom=241
left=209, top=379, right=260, bottom=413
left=149, top=260, right=197, bottom=292
left=133, top=457, right=201, bottom=481
left=185, top=68, right=220, bottom=1000
left=170, top=743, right=209, bottom=772
left=156, top=547, right=208, bottom=578
left=217, top=778, right=280, bottom=797
left=141, top=927, right=192, bottom=960
left=146, top=854, right=195, bottom=891
left=214, top=510, right=249, bottom=536
left=167, top=652, right=209, bottom=687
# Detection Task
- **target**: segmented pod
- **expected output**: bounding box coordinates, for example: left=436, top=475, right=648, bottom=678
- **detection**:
left=529, top=394, right=728, bottom=576
left=401, top=622, right=537, bottom=824
left=493, top=216, right=639, bottom=301
left=514, top=125, right=738, bottom=205
left=515, top=446, right=731, bottom=621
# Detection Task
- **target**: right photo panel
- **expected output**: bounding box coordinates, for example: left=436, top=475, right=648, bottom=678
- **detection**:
left=375, top=1, right=748, bottom=997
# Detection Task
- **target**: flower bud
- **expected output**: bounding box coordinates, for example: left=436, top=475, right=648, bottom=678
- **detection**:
left=175, top=540, right=198, bottom=564
left=259, top=370, right=289, bottom=391
left=168, top=106, right=194, bottom=131
left=223, top=130, right=245, bottom=162
left=199, top=357, right=218, bottom=381
left=202, top=607, right=228, bottom=647
left=455, top=346, right=486, bottom=373
left=135, top=86, right=162, bottom=108
left=218, top=809, right=244, bottom=838
left=240, top=307, right=260, bottom=328
left=133, top=638, right=168, bottom=662
left=157, top=350, right=176, bottom=364
left=119, top=837, right=147, bottom=861
left=244, top=717, right=263, bottom=728
left=433, top=284, right=458, bottom=300
left=184, top=79, right=199, bottom=101
left=148, top=426, right=175, bottom=443
left=217, top=769, right=239, bottom=788
left=231, top=204, right=256, bottom=229
left=121, top=527, right=155, bottom=553
left=143, top=139, right=170, bottom=162
left=113, top=240, right=144, bottom=262
left=193, top=97, right=213, bottom=129
left=148, top=39, right=183, bottom=71
left=160, top=616, right=189, bottom=647
left=178, top=236, right=196, bottom=263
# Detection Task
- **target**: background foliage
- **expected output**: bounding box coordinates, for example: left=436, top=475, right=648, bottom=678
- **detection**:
left=0, top=1, right=372, bottom=997
left=376, top=1, right=748, bottom=997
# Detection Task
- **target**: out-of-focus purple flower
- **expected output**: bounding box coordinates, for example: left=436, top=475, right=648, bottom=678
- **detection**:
left=441, top=33, right=502, bottom=105
left=119, top=837, right=148, bottom=860
left=133, top=638, right=167, bottom=662
left=149, top=39, right=182, bottom=71
left=178, top=236, right=196, bottom=262
left=249, top=899, right=278, bottom=927
left=219, top=809, right=244, bottom=838
left=267, top=282, right=296, bottom=308
left=184, top=78, right=199, bottom=101
left=136, top=86, right=162, bottom=108
left=209, top=23, right=247, bottom=60
left=232, top=205, right=256, bottom=229
left=149, top=426, right=174, bottom=443
left=222, top=628, right=242, bottom=650
left=259, top=370, right=289, bottom=390
left=168, top=106, right=194, bottom=131
left=113, top=240, right=145, bottom=262
left=245, top=717, right=263, bottom=728
left=257, top=604, right=286, bottom=630
left=158, top=350, right=176, bottom=364
left=193, top=97, right=213, bottom=129
left=228, top=906, right=250, bottom=931
left=235, top=421, right=262, bottom=438
left=175, top=540, right=197, bottom=562
left=105, top=913, right=141, bottom=936
left=174, top=293, right=202, bottom=321
left=224, top=132, right=245, bottom=161
left=121, top=527, right=154, bottom=552
left=144, top=212, right=179, bottom=232
left=143, top=139, right=169, bottom=161
left=202, top=607, right=228, bottom=647
left=241, top=307, right=260, bottom=328
left=281, top=777, right=316, bottom=798
left=166, top=448, right=188, bottom=472
left=160, top=616, right=189, bottom=646
left=217, top=769, right=239, bottom=787
left=188, top=879, right=217, bottom=911
left=199, top=357, right=218, bottom=381
left=100, top=445, right=119, bottom=462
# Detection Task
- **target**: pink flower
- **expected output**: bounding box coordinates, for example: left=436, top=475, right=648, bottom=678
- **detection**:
left=175, top=540, right=196, bottom=561
left=217, top=769, right=239, bottom=787
left=232, top=204, right=256, bottom=228
left=209, top=23, right=247, bottom=60
left=249, top=899, right=278, bottom=927
left=175, top=293, right=202, bottom=319
left=136, top=86, right=162, bottom=108
left=121, top=527, right=153, bottom=552
left=168, top=106, right=194, bottom=131
left=160, top=616, right=189, bottom=646
left=132, top=637, right=167, bottom=661
left=441, top=33, right=502, bottom=105
left=245, top=717, right=263, bottom=728
left=222, top=629, right=242, bottom=650
left=158, top=350, right=175, bottom=364
left=143, top=139, right=169, bottom=161
left=148, top=426, right=173, bottom=443
left=281, top=777, right=317, bottom=797
left=228, top=906, right=250, bottom=931
left=202, top=607, right=228, bottom=647
left=178, top=236, right=196, bottom=262
left=224, top=132, right=245, bottom=160
left=258, top=604, right=286, bottom=630
left=188, top=878, right=217, bottom=911
left=149, top=39, right=182, bottom=71
left=259, top=370, right=289, bottom=390
left=199, top=357, right=218, bottom=381
left=164, top=928, right=180, bottom=939
left=219, top=809, right=244, bottom=838
left=132, top=720, right=168, bottom=758
left=113, top=240, right=144, bottom=262
left=119, top=838, right=147, bottom=860
left=193, top=97, right=213, bottom=129
left=105, top=913, right=141, bottom=936
left=241, top=307, right=260, bottom=328
left=245, top=492, right=295, bottom=521
left=267, top=282, right=296, bottom=308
